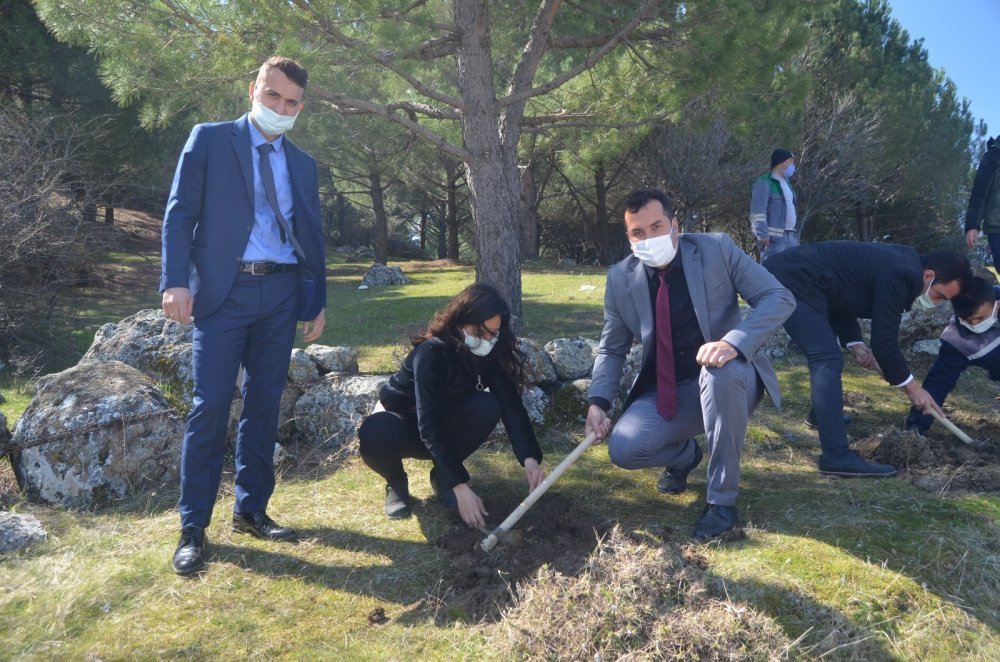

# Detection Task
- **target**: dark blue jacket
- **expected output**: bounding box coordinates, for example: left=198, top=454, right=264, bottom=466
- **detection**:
left=160, top=114, right=326, bottom=320
left=907, top=285, right=1000, bottom=431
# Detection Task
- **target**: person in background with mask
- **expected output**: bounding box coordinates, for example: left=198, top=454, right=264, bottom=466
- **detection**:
left=161, top=56, right=327, bottom=575
left=750, top=148, right=799, bottom=261
left=764, top=242, right=972, bottom=478
left=357, top=283, right=544, bottom=528
left=906, top=276, right=1000, bottom=433
left=585, top=189, right=795, bottom=539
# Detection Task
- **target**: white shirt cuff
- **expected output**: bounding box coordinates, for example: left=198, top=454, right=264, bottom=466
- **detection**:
left=846, top=341, right=864, bottom=348
left=895, top=374, right=914, bottom=388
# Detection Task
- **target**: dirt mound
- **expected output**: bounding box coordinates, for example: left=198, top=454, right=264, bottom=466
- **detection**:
left=490, top=526, right=793, bottom=660
left=431, top=491, right=601, bottom=622
left=856, top=426, right=1000, bottom=493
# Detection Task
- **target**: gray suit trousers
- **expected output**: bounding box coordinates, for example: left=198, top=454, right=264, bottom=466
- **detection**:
left=607, top=359, right=763, bottom=506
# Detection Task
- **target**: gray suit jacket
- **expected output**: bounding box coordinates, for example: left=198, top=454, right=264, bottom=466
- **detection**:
left=589, top=232, right=796, bottom=409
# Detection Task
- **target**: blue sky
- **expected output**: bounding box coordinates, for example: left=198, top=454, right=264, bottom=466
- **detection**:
left=887, top=1, right=999, bottom=141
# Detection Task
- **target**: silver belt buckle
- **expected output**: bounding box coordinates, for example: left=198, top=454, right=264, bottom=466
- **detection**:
left=250, top=262, right=263, bottom=275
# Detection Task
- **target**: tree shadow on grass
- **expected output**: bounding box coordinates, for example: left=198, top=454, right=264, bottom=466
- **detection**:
left=735, top=457, right=1000, bottom=639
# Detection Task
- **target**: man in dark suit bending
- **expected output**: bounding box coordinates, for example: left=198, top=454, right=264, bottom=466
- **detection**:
left=160, top=56, right=327, bottom=575
left=765, top=242, right=971, bottom=478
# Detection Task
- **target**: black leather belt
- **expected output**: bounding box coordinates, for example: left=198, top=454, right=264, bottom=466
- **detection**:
left=238, top=262, right=298, bottom=275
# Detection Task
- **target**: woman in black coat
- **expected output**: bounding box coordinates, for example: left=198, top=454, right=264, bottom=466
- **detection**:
left=357, top=283, right=545, bottom=527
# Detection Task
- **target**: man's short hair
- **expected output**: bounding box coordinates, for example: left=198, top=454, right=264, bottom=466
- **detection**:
left=952, top=276, right=997, bottom=319
left=622, top=189, right=674, bottom=219
left=920, top=250, right=972, bottom=287
left=259, top=56, right=308, bottom=90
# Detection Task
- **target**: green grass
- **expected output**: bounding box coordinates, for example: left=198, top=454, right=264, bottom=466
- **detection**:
left=3, top=257, right=1000, bottom=659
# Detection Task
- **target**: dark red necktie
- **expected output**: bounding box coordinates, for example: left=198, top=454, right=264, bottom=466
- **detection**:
left=656, top=270, right=677, bottom=420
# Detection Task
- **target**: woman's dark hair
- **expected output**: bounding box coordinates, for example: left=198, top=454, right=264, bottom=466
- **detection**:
left=952, top=276, right=997, bottom=320
left=414, top=283, right=531, bottom=388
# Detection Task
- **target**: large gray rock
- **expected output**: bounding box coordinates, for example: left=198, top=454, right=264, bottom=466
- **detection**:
left=305, top=344, right=359, bottom=374
left=0, top=411, right=8, bottom=448
left=11, top=361, right=184, bottom=509
left=544, top=337, right=595, bottom=381
left=616, top=344, right=644, bottom=410
left=362, top=263, right=410, bottom=287
left=912, top=339, right=941, bottom=356
left=551, top=379, right=591, bottom=423
left=520, top=385, right=550, bottom=424
left=293, top=374, right=390, bottom=446
left=518, top=338, right=557, bottom=386
left=80, top=309, right=195, bottom=405
left=288, top=349, right=320, bottom=383
left=0, top=512, right=47, bottom=553
left=899, top=305, right=953, bottom=347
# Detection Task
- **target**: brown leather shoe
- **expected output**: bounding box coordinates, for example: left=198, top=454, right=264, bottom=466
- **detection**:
left=232, top=511, right=296, bottom=541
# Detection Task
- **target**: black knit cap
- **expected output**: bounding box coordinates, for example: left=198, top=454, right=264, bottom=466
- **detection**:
left=770, top=148, right=794, bottom=169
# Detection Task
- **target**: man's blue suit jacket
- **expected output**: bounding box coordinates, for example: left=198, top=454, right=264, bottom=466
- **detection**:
left=160, top=114, right=326, bottom=321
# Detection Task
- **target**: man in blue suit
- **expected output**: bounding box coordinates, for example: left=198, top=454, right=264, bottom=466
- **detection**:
left=160, top=56, right=327, bottom=575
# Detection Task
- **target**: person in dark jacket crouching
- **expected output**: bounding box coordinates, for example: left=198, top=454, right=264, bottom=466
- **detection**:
left=906, top=277, right=1000, bottom=433
left=357, top=283, right=545, bottom=527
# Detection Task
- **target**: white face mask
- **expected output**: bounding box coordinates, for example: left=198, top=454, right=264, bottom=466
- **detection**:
left=463, top=329, right=499, bottom=357
left=913, top=279, right=937, bottom=311
left=251, top=99, right=298, bottom=135
left=960, top=301, right=999, bottom=333
left=631, top=232, right=678, bottom=269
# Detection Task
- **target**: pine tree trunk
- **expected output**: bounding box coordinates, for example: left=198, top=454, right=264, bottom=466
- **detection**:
left=455, top=0, right=524, bottom=330
left=370, top=169, right=388, bottom=264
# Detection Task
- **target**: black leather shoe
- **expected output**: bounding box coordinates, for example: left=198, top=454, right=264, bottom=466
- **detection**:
left=819, top=450, right=897, bottom=477
left=172, top=526, right=206, bottom=576
left=385, top=477, right=413, bottom=519
left=693, top=503, right=738, bottom=539
left=429, top=468, right=458, bottom=509
left=804, top=409, right=853, bottom=430
left=656, top=440, right=703, bottom=494
left=232, top=511, right=297, bottom=541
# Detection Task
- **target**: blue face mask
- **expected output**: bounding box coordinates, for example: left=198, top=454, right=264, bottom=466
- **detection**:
left=783, top=164, right=796, bottom=178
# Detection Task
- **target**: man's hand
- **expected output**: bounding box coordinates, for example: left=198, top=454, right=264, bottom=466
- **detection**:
left=162, top=287, right=193, bottom=324
left=849, top=343, right=879, bottom=371
left=903, top=381, right=943, bottom=417
left=966, top=228, right=980, bottom=249
left=524, top=458, right=545, bottom=492
left=697, top=340, right=738, bottom=368
left=302, top=308, right=325, bottom=342
left=453, top=483, right=488, bottom=529
left=585, top=404, right=612, bottom=441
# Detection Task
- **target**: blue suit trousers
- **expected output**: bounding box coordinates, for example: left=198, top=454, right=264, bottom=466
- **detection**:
left=178, top=270, right=298, bottom=529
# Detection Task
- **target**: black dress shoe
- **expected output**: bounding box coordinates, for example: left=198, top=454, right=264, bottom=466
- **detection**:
left=693, top=503, right=738, bottom=539
left=818, top=450, right=897, bottom=477
left=172, top=526, right=206, bottom=576
left=656, top=440, right=703, bottom=494
left=232, top=511, right=296, bottom=541
left=429, top=468, right=458, bottom=509
left=804, top=409, right=853, bottom=430
left=384, top=477, right=413, bottom=519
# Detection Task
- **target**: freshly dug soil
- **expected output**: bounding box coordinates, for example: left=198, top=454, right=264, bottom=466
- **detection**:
left=430, top=491, right=605, bottom=622
left=855, top=424, right=1000, bottom=493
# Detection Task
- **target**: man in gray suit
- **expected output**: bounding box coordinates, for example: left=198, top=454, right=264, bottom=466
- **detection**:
left=586, top=189, right=795, bottom=538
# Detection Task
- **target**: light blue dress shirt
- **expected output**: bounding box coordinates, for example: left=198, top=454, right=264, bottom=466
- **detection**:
left=242, top=116, right=298, bottom=264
